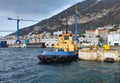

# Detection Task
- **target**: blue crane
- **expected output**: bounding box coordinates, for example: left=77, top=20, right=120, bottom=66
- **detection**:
left=73, top=6, right=101, bottom=43
left=74, top=6, right=79, bottom=43
left=8, top=17, right=38, bottom=44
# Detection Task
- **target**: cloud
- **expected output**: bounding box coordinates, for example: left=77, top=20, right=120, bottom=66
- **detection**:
left=0, top=0, right=82, bottom=18
left=0, top=0, right=84, bottom=36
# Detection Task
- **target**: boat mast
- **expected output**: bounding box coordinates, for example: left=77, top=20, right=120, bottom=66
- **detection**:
left=64, top=11, right=68, bottom=34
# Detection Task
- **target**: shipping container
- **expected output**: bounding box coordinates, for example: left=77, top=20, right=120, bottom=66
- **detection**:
left=0, top=41, right=8, bottom=47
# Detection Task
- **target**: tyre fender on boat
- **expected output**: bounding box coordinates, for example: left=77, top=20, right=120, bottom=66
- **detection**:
left=59, top=56, right=65, bottom=62
left=66, top=56, right=71, bottom=61
left=52, top=56, right=58, bottom=62
left=39, top=55, right=44, bottom=60
left=45, top=56, right=51, bottom=63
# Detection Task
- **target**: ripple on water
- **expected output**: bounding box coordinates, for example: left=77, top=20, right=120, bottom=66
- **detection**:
left=0, top=48, right=120, bottom=83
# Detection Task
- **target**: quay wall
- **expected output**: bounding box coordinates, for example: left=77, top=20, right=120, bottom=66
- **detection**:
left=78, top=49, right=120, bottom=62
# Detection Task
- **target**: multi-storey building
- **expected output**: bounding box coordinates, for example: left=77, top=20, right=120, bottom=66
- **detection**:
left=85, top=28, right=109, bottom=39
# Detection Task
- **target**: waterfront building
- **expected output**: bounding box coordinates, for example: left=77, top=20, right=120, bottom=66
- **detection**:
left=53, top=31, right=63, bottom=36
left=78, top=37, right=99, bottom=46
left=85, top=28, right=109, bottom=39
left=108, top=34, right=120, bottom=46
left=40, top=36, right=58, bottom=47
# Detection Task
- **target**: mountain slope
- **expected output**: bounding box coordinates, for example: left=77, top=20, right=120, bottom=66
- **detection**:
left=9, top=0, right=120, bottom=36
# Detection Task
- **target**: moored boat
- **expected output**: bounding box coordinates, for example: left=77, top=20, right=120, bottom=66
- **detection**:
left=37, top=7, right=79, bottom=63
left=37, top=33, right=78, bottom=63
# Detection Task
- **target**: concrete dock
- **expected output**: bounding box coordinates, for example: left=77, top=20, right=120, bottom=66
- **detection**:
left=78, top=47, right=120, bottom=62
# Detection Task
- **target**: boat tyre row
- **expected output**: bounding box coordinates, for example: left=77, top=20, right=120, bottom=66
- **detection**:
left=37, top=55, right=78, bottom=63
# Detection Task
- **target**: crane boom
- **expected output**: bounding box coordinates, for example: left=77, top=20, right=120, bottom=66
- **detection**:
left=8, top=18, right=18, bottom=21
left=19, top=19, right=38, bottom=22
left=8, top=17, right=38, bottom=22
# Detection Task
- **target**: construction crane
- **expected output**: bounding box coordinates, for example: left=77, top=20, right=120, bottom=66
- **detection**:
left=74, top=6, right=79, bottom=43
left=8, top=17, right=38, bottom=44
left=73, top=4, right=102, bottom=43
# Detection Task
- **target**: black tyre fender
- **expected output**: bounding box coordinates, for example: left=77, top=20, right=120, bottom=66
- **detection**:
left=52, top=56, right=58, bottom=62
left=45, top=56, right=51, bottom=63
left=59, top=56, right=65, bottom=62
left=104, top=58, right=114, bottom=63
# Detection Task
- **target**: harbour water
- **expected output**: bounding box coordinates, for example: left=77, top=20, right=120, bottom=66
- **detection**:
left=0, top=48, right=120, bottom=83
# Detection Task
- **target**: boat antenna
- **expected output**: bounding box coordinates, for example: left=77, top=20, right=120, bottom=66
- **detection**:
left=64, top=11, right=68, bottom=34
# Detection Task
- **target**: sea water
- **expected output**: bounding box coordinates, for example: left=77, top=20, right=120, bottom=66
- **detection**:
left=0, top=48, right=120, bottom=83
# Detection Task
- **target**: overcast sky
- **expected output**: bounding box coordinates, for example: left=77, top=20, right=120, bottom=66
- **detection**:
left=0, top=0, right=84, bottom=36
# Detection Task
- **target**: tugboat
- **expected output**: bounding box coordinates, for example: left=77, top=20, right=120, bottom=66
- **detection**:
left=37, top=7, right=79, bottom=63
left=37, top=33, right=78, bottom=63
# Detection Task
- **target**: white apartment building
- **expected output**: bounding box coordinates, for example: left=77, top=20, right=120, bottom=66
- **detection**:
left=108, top=34, right=120, bottom=45
left=53, top=31, right=63, bottom=36
left=40, top=37, right=58, bottom=47
left=79, top=37, right=99, bottom=46
left=85, top=29, right=109, bottom=39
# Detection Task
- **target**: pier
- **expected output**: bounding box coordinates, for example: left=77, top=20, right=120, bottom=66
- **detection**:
left=78, top=46, right=120, bottom=62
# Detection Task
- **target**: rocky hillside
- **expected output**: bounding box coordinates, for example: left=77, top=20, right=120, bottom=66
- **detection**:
left=9, top=0, right=120, bottom=36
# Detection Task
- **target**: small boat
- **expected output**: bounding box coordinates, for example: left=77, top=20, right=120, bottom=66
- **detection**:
left=37, top=33, right=78, bottom=63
